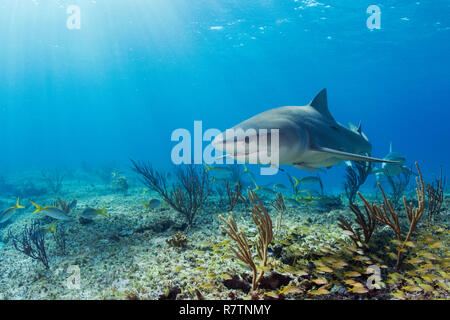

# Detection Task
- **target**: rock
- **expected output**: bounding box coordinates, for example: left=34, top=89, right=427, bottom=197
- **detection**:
left=299, top=279, right=312, bottom=291
left=259, top=272, right=292, bottom=290
left=119, top=229, right=134, bottom=237
left=223, top=275, right=251, bottom=293
left=158, top=286, right=181, bottom=300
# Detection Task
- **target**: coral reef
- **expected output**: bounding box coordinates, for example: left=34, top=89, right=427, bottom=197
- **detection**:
left=0, top=162, right=447, bottom=301
left=166, top=232, right=188, bottom=248
left=337, top=202, right=376, bottom=249
left=131, top=160, right=211, bottom=227
left=41, top=169, right=65, bottom=194
left=52, top=225, right=67, bottom=256
left=384, top=170, right=412, bottom=209
left=225, top=181, right=245, bottom=212
left=53, top=197, right=77, bottom=213
left=343, top=161, right=372, bottom=204
left=271, top=192, right=286, bottom=235
left=8, top=220, right=50, bottom=269
left=220, top=190, right=273, bottom=291
left=425, top=166, right=445, bottom=224
left=358, top=162, right=425, bottom=270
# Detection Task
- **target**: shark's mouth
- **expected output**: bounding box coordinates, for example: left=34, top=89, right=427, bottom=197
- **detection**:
left=234, top=150, right=259, bottom=157
left=232, top=148, right=276, bottom=163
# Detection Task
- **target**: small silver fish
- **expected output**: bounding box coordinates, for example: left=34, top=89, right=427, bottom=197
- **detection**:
left=80, top=206, right=108, bottom=219
left=142, top=199, right=160, bottom=209
left=0, top=198, right=24, bottom=223
left=31, top=201, right=73, bottom=221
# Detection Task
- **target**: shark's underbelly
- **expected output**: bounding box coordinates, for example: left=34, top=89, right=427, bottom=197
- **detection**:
left=290, top=151, right=343, bottom=168
left=381, top=164, right=405, bottom=177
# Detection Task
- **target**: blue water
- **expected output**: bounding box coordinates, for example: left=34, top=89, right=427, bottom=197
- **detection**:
left=0, top=0, right=449, bottom=190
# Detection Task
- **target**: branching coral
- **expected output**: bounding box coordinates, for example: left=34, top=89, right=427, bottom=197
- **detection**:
left=53, top=225, right=67, bottom=256
left=219, top=190, right=273, bottom=291
left=337, top=202, right=376, bottom=249
left=271, top=192, right=286, bottom=235
left=425, top=166, right=445, bottom=224
left=385, top=170, right=411, bottom=209
left=248, top=190, right=274, bottom=267
left=226, top=181, right=245, bottom=212
left=53, top=197, right=77, bottom=213
left=358, top=162, right=425, bottom=270
left=343, top=161, right=372, bottom=204
left=8, top=220, right=49, bottom=269
left=41, top=169, right=64, bottom=194
left=131, top=160, right=211, bottom=227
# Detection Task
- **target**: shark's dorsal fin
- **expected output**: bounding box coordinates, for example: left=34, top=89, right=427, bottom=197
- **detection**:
left=349, top=121, right=369, bottom=141
left=348, top=122, right=361, bottom=133
left=309, top=88, right=334, bottom=121
left=362, top=132, right=369, bottom=142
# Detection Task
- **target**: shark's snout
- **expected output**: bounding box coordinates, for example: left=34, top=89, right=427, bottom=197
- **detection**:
left=211, top=133, right=224, bottom=151
left=212, top=129, right=259, bottom=157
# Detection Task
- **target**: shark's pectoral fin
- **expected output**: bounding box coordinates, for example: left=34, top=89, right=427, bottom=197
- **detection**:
left=314, top=147, right=399, bottom=163
left=215, top=154, right=233, bottom=161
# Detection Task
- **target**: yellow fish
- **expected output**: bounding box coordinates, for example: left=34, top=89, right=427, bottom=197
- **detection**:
left=402, top=286, right=423, bottom=293
left=316, top=266, right=333, bottom=273
left=278, top=285, right=303, bottom=295
left=349, top=287, right=368, bottom=294
left=308, top=288, right=329, bottom=295
left=311, top=278, right=328, bottom=285
left=264, top=291, right=279, bottom=299
left=429, top=241, right=444, bottom=249
left=344, top=271, right=361, bottom=278
left=43, top=221, right=58, bottom=233
left=142, top=199, right=161, bottom=209
left=0, top=197, right=25, bottom=223
left=391, top=290, right=405, bottom=300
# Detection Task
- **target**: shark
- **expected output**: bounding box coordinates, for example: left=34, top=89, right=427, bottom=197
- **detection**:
left=211, top=88, right=398, bottom=173
left=372, top=143, right=414, bottom=181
